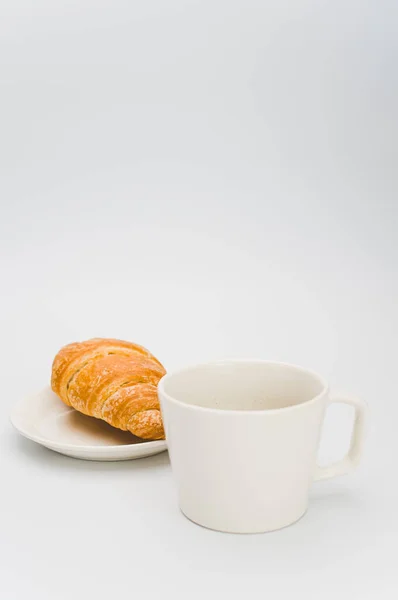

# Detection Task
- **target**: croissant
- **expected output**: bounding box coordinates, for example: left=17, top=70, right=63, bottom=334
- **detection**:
left=51, top=338, right=166, bottom=440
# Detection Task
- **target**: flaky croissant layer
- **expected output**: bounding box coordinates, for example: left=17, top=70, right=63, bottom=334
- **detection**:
left=51, top=338, right=166, bottom=440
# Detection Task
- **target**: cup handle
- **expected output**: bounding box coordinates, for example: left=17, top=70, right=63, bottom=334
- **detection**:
left=314, top=394, right=368, bottom=481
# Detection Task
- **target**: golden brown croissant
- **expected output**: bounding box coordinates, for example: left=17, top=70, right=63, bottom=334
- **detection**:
left=51, top=338, right=166, bottom=440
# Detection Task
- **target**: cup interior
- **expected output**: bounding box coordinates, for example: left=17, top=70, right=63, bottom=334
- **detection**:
left=160, top=361, right=326, bottom=411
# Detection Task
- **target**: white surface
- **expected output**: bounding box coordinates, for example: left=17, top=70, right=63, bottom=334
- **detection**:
left=159, top=360, right=367, bottom=533
left=10, top=387, right=167, bottom=460
left=1, top=0, right=397, bottom=598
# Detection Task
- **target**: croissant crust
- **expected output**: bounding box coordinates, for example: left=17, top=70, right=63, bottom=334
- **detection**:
left=51, top=338, right=166, bottom=440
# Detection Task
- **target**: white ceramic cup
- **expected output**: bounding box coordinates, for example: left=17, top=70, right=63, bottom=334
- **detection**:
left=158, top=360, right=368, bottom=534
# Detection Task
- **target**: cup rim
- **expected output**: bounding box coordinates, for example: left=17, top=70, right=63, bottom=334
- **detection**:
left=158, top=359, right=329, bottom=415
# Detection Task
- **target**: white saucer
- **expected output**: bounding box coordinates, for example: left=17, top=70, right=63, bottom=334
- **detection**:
left=10, top=387, right=168, bottom=461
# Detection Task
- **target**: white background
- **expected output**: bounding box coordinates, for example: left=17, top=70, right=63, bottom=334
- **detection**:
left=1, top=1, right=397, bottom=598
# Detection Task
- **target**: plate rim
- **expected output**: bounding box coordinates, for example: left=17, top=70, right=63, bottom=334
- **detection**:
left=10, top=387, right=168, bottom=455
